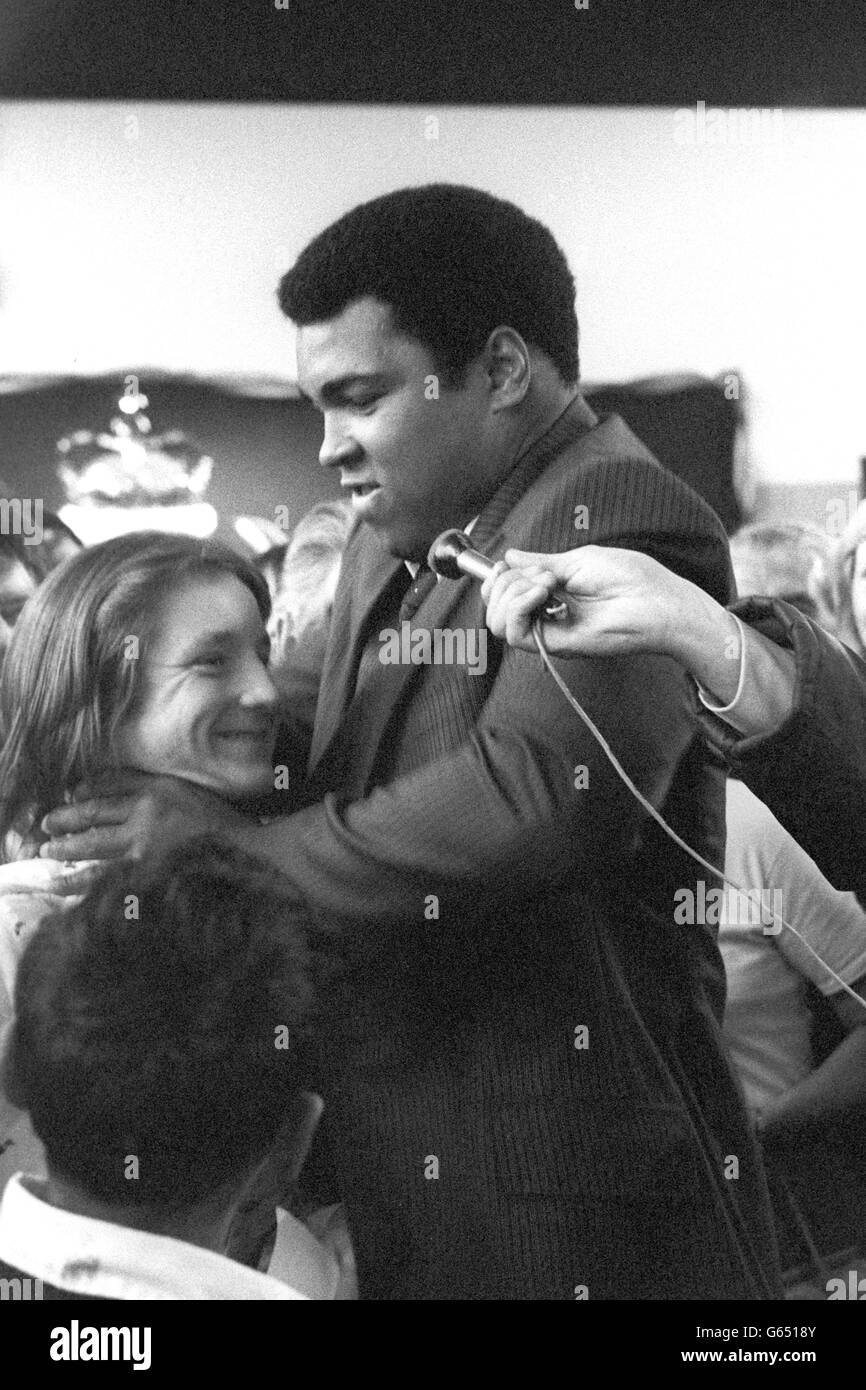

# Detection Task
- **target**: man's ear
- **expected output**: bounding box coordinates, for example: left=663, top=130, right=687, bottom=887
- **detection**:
left=482, top=326, right=531, bottom=410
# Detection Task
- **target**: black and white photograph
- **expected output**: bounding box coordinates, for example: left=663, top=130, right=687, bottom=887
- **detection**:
left=0, top=0, right=864, bottom=1359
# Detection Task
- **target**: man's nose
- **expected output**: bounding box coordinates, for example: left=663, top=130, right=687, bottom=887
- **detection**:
left=318, top=412, right=359, bottom=470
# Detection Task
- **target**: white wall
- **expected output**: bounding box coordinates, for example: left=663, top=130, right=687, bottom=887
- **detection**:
left=1, top=102, right=865, bottom=484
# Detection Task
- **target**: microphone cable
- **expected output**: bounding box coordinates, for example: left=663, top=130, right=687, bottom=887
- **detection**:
left=531, top=614, right=866, bottom=1018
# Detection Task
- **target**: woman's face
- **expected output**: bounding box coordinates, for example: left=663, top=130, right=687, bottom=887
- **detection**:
left=852, top=542, right=866, bottom=649
left=114, top=573, right=280, bottom=801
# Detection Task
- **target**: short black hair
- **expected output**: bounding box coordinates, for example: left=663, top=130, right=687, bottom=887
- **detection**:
left=278, top=183, right=579, bottom=386
left=4, top=836, right=314, bottom=1210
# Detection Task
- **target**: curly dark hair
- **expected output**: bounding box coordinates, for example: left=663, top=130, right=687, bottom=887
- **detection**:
left=3, top=836, right=314, bottom=1210
left=278, top=183, right=579, bottom=386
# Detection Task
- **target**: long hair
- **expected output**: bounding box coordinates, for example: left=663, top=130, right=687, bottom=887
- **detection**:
left=0, top=531, right=270, bottom=858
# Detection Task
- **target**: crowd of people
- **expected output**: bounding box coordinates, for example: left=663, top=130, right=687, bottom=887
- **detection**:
left=0, top=183, right=864, bottom=1301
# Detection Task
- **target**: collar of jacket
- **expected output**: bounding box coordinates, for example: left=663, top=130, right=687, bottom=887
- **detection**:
left=469, top=393, right=598, bottom=553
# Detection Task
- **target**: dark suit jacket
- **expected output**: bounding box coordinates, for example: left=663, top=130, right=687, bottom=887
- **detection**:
left=277, top=396, right=783, bottom=1300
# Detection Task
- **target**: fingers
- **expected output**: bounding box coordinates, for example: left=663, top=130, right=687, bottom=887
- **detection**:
left=47, top=861, right=107, bottom=895
left=483, top=564, right=557, bottom=652
left=72, top=770, right=154, bottom=802
left=41, top=797, right=136, bottom=837
left=33, top=860, right=106, bottom=894
left=39, top=825, right=132, bottom=863
left=479, top=558, right=508, bottom=605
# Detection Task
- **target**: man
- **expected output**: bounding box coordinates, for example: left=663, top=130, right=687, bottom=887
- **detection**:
left=0, top=837, right=344, bottom=1299
left=40, top=184, right=782, bottom=1299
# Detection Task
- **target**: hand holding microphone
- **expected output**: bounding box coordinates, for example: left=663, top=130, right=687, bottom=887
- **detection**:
left=429, top=530, right=696, bottom=660
left=427, top=529, right=579, bottom=624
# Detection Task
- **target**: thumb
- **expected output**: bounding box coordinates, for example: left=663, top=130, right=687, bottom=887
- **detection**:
left=504, top=547, right=591, bottom=588
left=502, top=549, right=556, bottom=568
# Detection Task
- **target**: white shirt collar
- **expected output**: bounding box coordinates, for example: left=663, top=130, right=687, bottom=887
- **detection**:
left=0, top=1173, right=314, bottom=1300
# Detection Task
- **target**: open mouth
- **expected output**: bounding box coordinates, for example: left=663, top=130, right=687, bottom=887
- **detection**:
left=214, top=729, right=273, bottom=747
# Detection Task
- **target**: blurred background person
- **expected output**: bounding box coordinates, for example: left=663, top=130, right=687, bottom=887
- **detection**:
left=829, top=499, right=866, bottom=658
left=724, top=521, right=866, bottom=1287
left=37, top=511, right=83, bottom=571
left=0, top=533, right=39, bottom=658
left=0, top=508, right=82, bottom=665
left=255, top=540, right=290, bottom=602
left=268, top=499, right=353, bottom=730
left=729, top=521, right=834, bottom=627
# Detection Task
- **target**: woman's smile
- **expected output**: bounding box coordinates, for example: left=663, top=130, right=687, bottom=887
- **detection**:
left=114, top=575, right=280, bottom=802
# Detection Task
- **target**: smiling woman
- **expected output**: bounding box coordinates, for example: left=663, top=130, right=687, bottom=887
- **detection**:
left=112, top=572, right=280, bottom=802
left=0, top=531, right=277, bottom=855
left=0, top=531, right=286, bottom=1199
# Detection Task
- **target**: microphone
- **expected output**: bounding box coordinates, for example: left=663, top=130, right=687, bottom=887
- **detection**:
left=427, top=529, right=574, bottom=621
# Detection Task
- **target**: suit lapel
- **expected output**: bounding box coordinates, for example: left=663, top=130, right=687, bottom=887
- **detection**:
left=471, top=393, right=598, bottom=551
left=307, top=532, right=405, bottom=774
left=317, top=565, right=478, bottom=794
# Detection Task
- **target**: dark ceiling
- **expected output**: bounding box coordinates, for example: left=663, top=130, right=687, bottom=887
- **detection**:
left=1, top=0, right=864, bottom=106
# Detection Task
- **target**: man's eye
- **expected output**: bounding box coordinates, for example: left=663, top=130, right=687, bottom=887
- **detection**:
left=349, top=395, right=380, bottom=411
left=194, top=654, right=225, bottom=669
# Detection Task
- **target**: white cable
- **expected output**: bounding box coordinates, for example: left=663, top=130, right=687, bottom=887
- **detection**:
left=532, top=616, right=866, bottom=1017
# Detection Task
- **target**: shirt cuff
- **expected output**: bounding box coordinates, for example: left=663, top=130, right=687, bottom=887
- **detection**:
left=696, top=610, right=797, bottom=739
left=697, top=612, right=748, bottom=716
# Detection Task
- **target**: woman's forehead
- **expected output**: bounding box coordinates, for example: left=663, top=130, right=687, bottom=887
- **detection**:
left=146, top=572, right=265, bottom=649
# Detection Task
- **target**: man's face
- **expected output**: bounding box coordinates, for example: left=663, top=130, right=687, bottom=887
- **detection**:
left=296, top=297, right=496, bottom=561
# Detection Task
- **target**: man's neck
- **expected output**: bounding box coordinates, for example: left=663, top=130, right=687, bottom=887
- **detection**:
left=43, top=1174, right=236, bottom=1255
left=404, top=384, right=584, bottom=569
left=508, top=384, right=582, bottom=470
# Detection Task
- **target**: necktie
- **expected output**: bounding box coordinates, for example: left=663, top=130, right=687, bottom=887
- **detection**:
left=398, top=566, right=438, bottom=622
